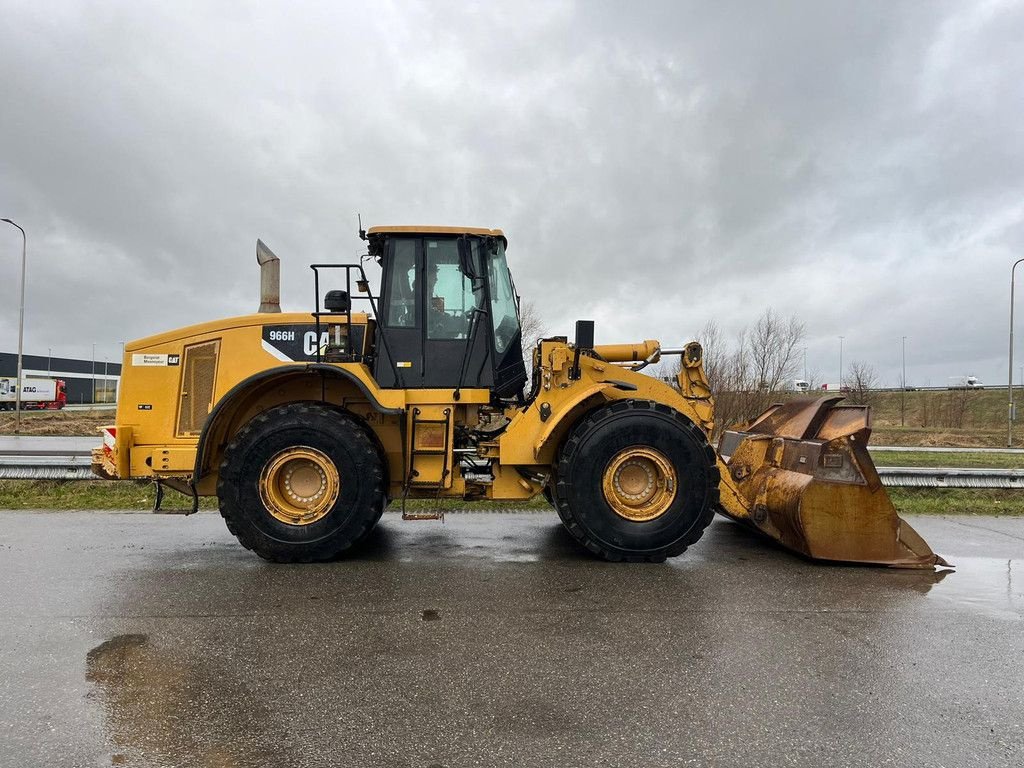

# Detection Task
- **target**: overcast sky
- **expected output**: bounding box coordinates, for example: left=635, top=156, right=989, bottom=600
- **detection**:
left=1, top=0, right=1022, bottom=387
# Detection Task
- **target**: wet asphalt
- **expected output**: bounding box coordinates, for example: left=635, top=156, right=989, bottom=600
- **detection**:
left=0, top=511, right=1021, bottom=768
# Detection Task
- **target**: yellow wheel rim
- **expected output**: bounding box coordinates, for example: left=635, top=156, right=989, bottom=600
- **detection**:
left=602, top=446, right=677, bottom=522
left=259, top=446, right=340, bottom=526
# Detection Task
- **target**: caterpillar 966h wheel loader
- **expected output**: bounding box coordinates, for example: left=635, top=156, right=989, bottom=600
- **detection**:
left=93, top=226, right=948, bottom=568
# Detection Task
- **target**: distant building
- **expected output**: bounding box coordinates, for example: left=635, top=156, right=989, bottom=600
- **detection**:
left=0, top=352, right=121, bottom=404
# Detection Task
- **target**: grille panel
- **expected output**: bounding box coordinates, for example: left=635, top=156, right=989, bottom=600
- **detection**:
left=176, top=340, right=220, bottom=436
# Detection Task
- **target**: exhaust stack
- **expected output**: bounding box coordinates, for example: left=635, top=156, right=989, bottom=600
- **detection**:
left=256, top=239, right=281, bottom=313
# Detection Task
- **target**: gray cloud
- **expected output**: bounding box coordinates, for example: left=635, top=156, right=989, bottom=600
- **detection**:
left=0, top=0, right=1021, bottom=387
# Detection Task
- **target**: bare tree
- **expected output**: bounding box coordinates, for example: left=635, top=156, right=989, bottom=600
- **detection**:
left=644, top=359, right=678, bottom=388
left=942, top=388, right=971, bottom=430
left=695, top=319, right=725, bottom=391
left=694, top=309, right=805, bottom=437
left=519, top=300, right=547, bottom=387
left=519, top=299, right=546, bottom=350
left=598, top=308, right=805, bottom=438
left=845, top=360, right=879, bottom=406
left=806, top=366, right=824, bottom=392
left=748, top=309, right=805, bottom=393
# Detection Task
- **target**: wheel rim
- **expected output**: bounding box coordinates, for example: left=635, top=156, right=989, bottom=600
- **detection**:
left=602, top=446, right=677, bottom=522
left=259, top=446, right=340, bottom=526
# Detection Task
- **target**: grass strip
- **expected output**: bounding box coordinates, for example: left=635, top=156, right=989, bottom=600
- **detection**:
left=0, top=480, right=1020, bottom=516
left=0, top=480, right=549, bottom=512
left=0, top=480, right=217, bottom=510
left=871, top=451, right=1024, bottom=469
left=888, top=488, right=1024, bottom=516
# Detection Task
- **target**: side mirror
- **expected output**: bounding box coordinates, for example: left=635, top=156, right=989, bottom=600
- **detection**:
left=457, top=237, right=478, bottom=280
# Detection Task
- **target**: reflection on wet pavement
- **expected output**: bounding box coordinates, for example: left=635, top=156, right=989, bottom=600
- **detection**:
left=86, top=632, right=290, bottom=768
left=928, top=557, right=1022, bottom=620
left=0, top=512, right=1021, bottom=767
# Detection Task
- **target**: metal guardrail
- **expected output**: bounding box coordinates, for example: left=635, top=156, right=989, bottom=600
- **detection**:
left=2, top=448, right=1024, bottom=488
left=871, top=445, right=1024, bottom=454
left=0, top=437, right=98, bottom=479
left=877, top=467, right=1024, bottom=489
left=0, top=455, right=95, bottom=480
left=0, top=453, right=96, bottom=479
left=867, top=386, right=1004, bottom=392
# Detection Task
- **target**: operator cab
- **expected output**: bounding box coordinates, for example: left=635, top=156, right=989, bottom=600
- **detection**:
left=366, top=226, right=527, bottom=399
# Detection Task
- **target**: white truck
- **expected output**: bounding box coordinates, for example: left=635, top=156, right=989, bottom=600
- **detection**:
left=790, top=379, right=810, bottom=393
left=0, top=377, right=68, bottom=411
left=947, top=376, right=983, bottom=390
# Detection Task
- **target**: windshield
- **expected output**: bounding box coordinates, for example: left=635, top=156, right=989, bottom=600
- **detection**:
left=486, top=240, right=520, bottom=354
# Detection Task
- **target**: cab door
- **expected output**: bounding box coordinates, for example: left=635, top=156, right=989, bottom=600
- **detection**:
left=373, top=237, right=421, bottom=388
left=420, top=237, right=491, bottom=389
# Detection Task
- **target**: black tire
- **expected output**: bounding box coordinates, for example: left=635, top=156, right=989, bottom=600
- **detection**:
left=217, top=403, right=385, bottom=563
left=544, top=479, right=575, bottom=525
left=542, top=484, right=556, bottom=508
left=554, top=399, right=719, bottom=562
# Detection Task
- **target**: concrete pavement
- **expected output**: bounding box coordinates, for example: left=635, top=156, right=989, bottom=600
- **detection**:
left=0, top=511, right=1021, bottom=767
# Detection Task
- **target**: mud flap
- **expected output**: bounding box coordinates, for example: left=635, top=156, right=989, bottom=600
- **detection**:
left=717, top=396, right=951, bottom=569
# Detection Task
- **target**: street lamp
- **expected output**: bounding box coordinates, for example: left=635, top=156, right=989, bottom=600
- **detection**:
left=1008, top=258, right=1024, bottom=446
left=1, top=219, right=26, bottom=434
left=838, top=336, right=844, bottom=390
left=901, top=336, right=907, bottom=428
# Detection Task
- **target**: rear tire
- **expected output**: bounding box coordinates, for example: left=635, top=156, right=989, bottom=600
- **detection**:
left=217, top=403, right=385, bottom=562
left=554, top=399, right=719, bottom=562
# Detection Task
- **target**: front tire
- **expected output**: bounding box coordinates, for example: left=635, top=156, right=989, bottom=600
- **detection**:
left=554, top=399, right=719, bottom=562
left=217, top=403, right=385, bottom=562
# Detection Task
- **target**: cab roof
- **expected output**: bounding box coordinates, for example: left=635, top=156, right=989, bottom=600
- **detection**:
left=366, top=225, right=505, bottom=238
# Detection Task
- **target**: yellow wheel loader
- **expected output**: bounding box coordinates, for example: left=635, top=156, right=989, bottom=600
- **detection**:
left=93, top=226, right=948, bottom=568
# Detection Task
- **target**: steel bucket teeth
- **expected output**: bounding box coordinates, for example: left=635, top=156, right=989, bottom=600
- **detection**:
left=717, top=396, right=951, bottom=569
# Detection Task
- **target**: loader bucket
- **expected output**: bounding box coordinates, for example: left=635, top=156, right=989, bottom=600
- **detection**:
left=716, top=396, right=950, bottom=569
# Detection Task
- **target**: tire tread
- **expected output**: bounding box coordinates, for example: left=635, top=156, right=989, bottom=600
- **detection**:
left=217, top=402, right=384, bottom=563
left=553, top=399, right=719, bottom=563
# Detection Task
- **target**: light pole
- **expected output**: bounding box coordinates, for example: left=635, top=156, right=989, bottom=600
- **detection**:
left=1009, top=258, right=1024, bottom=446
left=901, top=336, right=907, bottom=428
left=838, top=336, right=844, bottom=390
left=803, top=346, right=807, bottom=383
left=91, top=343, right=96, bottom=404
left=1, top=219, right=26, bottom=434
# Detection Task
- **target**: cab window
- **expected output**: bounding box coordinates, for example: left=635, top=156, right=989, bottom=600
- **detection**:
left=487, top=242, right=520, bottom=353
left=386, top=238, right=417, bottom=327
left=425, top=239, right=482, bottom=340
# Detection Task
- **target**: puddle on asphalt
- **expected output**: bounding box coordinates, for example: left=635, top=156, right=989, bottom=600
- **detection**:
left=927, top=557, right=1023, bottom=620
left=85, top=632, right=293, bottom=766
left=85, top=634, right=149, bottom=681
